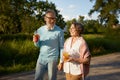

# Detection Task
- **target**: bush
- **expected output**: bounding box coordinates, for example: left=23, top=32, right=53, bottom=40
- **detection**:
left=0, top=34, right=39, bottom=75
left=84, top=34, right=120, bottom=56
left=0, top=33, right=120, bottom=75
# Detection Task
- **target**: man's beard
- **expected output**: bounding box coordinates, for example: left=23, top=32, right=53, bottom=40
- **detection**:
left=47, top=24, right=54, bottom=30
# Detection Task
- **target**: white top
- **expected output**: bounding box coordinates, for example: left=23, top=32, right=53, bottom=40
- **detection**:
left=63, top=37, right=82, bottom=75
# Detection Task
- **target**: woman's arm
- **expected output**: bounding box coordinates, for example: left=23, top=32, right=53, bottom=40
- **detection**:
left=67, top=56, right=90, bottom=64
left=72, top=56, right=91, bottom=64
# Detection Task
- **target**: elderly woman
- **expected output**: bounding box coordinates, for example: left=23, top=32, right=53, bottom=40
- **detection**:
left=58, top=22, right=91, bottom=80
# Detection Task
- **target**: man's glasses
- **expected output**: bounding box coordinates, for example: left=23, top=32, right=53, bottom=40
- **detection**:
left=45, top=16, right=56, bottom=20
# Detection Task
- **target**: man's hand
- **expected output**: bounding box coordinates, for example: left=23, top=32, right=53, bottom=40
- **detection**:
left=33, top=34, right=40, bottom=42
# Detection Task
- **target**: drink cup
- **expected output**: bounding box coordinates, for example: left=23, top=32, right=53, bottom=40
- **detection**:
left=34, top=34, right=39, bottom=42
left=33, top=30, right=40, bottom=42
left=63, top=51, right=70, bottom=61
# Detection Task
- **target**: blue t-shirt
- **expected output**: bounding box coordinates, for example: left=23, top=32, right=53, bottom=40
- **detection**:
left=34, top=25, right=64, bottom=65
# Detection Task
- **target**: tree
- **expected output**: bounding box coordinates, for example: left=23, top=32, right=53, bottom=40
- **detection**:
left=0, top=0, right=28, bottom=34
left=84, top=20, right=101, bottom=33
left=78, top=15, right=85, bottom=23
left=0, top=0, right=65, bottom=34
left=89, top=0, right=120, bottom=27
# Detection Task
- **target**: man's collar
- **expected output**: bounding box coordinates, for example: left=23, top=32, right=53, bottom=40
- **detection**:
left=45, top=25, right=55, bottom=31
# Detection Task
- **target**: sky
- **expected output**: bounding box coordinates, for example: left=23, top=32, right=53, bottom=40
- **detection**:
left=42, top=0, right=99, bottom=21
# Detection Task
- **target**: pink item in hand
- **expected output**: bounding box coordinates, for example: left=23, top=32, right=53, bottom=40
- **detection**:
left=33, top=34, right=40, bottom=42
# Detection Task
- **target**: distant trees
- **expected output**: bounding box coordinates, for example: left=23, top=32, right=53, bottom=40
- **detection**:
left=0, top=0, right=66, bottom=34
left=89, top=0, right=120, bottom=27
left=65, top=0, right=120, bottom=36
left=65, top=15, right=103, bottom=35
left=1, top=0, right=119, bottom=34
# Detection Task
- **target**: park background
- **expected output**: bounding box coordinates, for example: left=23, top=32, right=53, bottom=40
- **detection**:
left=0, top=0, right=120, bottom=76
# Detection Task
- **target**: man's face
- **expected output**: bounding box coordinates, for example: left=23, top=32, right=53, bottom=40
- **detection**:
left=44, top=13, right=56, bottom=28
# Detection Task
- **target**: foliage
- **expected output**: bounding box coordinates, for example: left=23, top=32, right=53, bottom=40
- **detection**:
left=0, top=34, right=39, bottom=75
left=104, top=27, right=120, bottom=39
left=0, top=0, right=66, bottom=34
left=0, top=34, right=120, bottom=75
left=65, top=16, right=104, bottom=35
left=84, top=34, right=120, bottom=56
left=89, top=0, right=120, bottom=27
left=0, top=63, right=35, bottom=76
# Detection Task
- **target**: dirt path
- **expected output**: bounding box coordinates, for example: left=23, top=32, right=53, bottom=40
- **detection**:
left=86, top=52, right=120, bottom=80
left=0, top=52, right=120, bottom=80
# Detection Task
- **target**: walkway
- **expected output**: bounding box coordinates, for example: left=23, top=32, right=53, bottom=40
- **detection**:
left=0, top=52, right=120, bottom=80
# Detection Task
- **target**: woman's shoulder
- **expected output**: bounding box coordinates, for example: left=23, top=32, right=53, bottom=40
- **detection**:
left=65, top=37, right=72, bottom=41
left=78, top=36, right=87, bottom=43
left=78, top=36, right=85, bottom=40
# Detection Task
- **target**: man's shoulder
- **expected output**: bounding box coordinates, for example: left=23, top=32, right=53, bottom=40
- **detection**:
left=38, top=25, right=45, bottom=30
left=55, top=25, right=63, bottom=32
left=40, top=25, right=46, bottom=28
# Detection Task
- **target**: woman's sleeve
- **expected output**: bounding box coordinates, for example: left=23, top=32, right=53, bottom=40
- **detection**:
left=79, top=39, right=91, bottom=64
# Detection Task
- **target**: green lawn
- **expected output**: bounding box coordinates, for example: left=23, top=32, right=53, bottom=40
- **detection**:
left=0, top=34, right=120, bottom=75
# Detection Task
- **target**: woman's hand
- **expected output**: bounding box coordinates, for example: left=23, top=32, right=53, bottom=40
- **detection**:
left=66, top=57, right=74, bottom=62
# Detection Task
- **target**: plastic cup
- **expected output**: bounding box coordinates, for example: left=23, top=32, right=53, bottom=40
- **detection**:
left=63, top=51, right=70, bottom=61
left=33, top=34, right=40, bottom=42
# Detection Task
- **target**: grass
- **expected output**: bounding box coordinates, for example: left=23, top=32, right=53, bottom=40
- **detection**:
left=84, top=34, right=120, bottom=56
left=0, top=33, right=120, bottom=75
left=0, top=38, right=39, bottom=76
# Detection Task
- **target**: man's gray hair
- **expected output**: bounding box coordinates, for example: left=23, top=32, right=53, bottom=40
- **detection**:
left=45, top=9, right=56, bottom=17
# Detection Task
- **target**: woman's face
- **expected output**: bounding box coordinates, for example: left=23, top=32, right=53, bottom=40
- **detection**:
left=69, top=24, right=79, bottom=37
